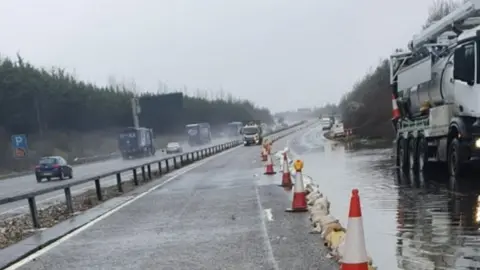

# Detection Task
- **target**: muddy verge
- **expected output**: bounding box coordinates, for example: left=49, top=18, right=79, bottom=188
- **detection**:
left=0, top=170, right=159, bottom=249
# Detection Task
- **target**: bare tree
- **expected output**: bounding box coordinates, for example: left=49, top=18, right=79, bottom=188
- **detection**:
left=424, top=0, right=462, bottom=28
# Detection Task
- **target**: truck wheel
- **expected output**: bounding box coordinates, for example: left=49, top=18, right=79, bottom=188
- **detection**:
left=417, top=136, right=428, bottom=172
left=408, top=137, right=418, bottom=171
left=397, top=138, right=408, bottom=170
left=448, top=138, right=468, bottom=177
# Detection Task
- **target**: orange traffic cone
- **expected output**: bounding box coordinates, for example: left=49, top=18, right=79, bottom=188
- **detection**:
left=279, top=152, right=292, bottom=187
left=286, top=160, right=307, bottom=212
left=340, top=189, right=369, bottom=270
left=392, top=94, right=400, bottom=120
left=264, top=153, right=276, bottom=175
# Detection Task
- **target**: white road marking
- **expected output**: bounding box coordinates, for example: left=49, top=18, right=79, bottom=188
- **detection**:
left=255, top=187, right=280, bottom=270
left=264, top=208, right=274, bottom=221
left=5, top=145, right=241, bottom=270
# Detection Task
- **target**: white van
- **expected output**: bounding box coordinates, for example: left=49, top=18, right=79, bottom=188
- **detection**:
left=332, top=123, right=345, bottom=137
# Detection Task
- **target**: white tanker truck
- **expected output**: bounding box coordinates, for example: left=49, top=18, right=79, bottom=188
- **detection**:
left=391, top=0, right=480, bottom=176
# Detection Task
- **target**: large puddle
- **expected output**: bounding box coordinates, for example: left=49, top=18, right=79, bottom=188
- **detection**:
left=289, top=127, right=480, bottom=270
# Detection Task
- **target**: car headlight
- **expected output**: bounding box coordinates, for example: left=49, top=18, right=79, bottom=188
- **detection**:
left=475, top=138, right=480, bottom=148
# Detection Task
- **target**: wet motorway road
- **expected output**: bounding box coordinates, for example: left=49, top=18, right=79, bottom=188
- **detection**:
left=288, top=125, right=480, bottom=270
left=0, top=138, right=232, bottom=218
left=9, top=130, right=338, bottom=270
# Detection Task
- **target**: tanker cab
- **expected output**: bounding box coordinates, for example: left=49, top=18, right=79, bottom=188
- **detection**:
left=453, top=39, right=480, bottom=116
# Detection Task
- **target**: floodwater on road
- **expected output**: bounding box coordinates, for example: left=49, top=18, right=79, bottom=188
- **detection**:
left=288, top=126, right=480, bottom=270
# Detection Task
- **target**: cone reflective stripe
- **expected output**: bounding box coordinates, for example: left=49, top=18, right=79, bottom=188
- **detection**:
left=392, top=94, right=400, bottom=119
left=279, top=152, right=292, bottom=187
left=286, top=160, right=307, bottom=212
left=264, top=153, right=276, bottom=175
left=341, top=189, right=368, bottom=270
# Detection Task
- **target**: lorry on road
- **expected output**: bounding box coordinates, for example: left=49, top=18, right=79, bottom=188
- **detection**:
left=118, top=127, right=156, bottom=159
left=241, top=121, right=264, bottom=146
left=186, top=123, right=212, bottom=146
left=225, top=122, right=243, bottom=138
left=390, top=0, right=480, bottom=176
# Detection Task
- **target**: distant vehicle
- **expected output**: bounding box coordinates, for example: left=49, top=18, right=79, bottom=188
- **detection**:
left=186, top=123, right=212, bottom=146
left=332, top=123, right=345, bottom=138
left=320, top=117, right=333, bottom=130
left=226, top=122, right=243, bottom=138
left=165, top=142, right=183, bottom=154
left=35, top=156, right=73, bottom=183
left=118, top=127, right=156, bottom=159
left=242, top=121, right=264, bottom=146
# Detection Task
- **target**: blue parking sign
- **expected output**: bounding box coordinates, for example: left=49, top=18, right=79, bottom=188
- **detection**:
left=11, top=134, right=28, bottom=158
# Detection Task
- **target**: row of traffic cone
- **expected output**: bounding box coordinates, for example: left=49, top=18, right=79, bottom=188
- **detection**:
left=262, top=149, right=374, bottom=269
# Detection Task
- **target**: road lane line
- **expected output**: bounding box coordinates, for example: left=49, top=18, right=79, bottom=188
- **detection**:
left=264, top=208, right=274, bottom=221
left=255, top=187, right=280, bottom=270
left=5, top=144, right=241, bottom=270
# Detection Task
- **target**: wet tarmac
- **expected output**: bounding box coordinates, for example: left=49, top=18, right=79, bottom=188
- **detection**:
left=8, top=132, right=338, bottom=270
left=9, top=122, right=480, bottom=270
left=289, top=125, right=480, bottom=270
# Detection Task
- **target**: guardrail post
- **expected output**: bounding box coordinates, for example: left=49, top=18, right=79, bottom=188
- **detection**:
left=133, top=168, right=138, bottom=185
left=166, top=159, right=170, bottom=172
left=147, top=164, right=152, bottom=179
left=174, top=157, right=178, bottom=169
left=141, top=166, right=146, bottom=181
left=95, top=179, right=103, bottom=201
left=116, top=173, right=123, bottom=192
left=28, top=197, right=40, bottom=228
left=64, top=187, right=74, bottom=213
left=158, top=161, right=163, bottom=175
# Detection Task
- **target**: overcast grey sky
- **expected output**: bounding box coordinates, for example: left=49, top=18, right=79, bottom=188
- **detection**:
left=1, top=0, right=434, bottom=112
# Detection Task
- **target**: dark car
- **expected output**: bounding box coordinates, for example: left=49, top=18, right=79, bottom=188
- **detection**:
left=35, top=156, right=73, bottom=183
